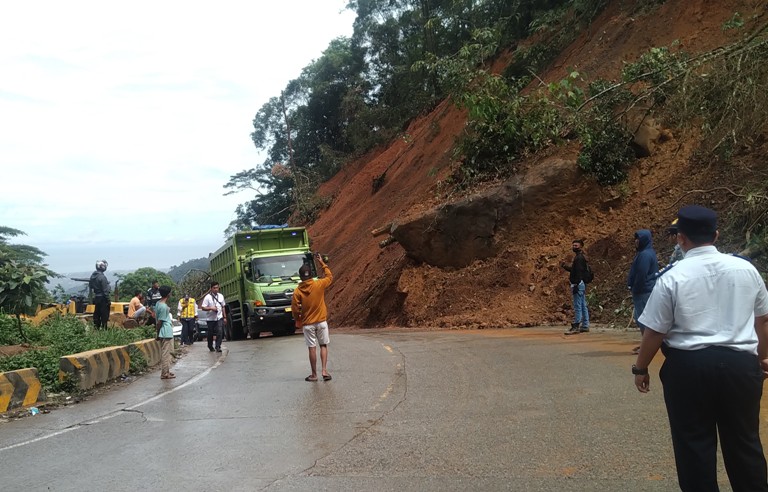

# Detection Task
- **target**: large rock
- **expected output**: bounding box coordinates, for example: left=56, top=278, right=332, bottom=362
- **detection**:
left=629, top=115, right=671, bottom=158
left=392, top=158, right=592, bottom=267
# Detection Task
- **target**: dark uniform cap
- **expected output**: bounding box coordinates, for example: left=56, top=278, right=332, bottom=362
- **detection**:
left=677, top=205, right=717, bottom=237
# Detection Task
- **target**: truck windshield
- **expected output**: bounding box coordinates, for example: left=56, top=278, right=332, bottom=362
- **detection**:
left=251, top=255, right=312, bottom=284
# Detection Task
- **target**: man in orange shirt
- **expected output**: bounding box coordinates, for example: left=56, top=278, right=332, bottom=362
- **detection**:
left=127, top=290, right=147, bottom=321
left=292, top=253, right=334, bottom=382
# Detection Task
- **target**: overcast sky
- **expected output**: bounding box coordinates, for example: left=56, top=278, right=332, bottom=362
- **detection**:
left=0, top=1, right=355, bottom=274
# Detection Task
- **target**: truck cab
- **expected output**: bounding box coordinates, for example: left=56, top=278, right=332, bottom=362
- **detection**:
left=209, top=227, right=315, bottom=340
left=245, top=251, right=317, bottom=337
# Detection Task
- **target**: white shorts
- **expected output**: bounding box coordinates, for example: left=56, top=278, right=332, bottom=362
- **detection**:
left=303, top=321, right=330, bottom=347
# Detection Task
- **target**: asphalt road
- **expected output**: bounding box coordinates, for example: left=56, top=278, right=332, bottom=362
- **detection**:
left=0, top=327, right=753, bottom=491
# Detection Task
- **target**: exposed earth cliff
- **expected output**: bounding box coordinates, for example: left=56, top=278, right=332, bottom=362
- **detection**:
left=307, top=0, right=768, bottom=330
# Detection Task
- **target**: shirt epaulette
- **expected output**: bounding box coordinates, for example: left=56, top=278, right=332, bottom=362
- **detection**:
left=730, top=253, right=752, bottom=262
left=656, top=262, right=677, bottom=279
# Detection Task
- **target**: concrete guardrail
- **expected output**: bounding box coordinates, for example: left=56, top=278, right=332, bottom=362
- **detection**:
left=0, top=338, right=164, bottom=412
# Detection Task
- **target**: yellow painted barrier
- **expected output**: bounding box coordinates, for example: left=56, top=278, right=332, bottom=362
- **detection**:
left=59, top=339, right=163, bottom=390
left=0, top=368, right=46, bottom=413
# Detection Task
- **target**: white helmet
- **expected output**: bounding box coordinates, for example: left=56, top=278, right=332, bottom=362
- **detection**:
left=95, top=260, right=108, bottom=272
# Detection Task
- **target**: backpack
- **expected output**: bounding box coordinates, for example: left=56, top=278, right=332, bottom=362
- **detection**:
left=583, top=263, right=594, bottom=284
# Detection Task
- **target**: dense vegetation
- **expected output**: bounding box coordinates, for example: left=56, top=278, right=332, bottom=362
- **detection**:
left=226, top=0, right=768, bottom=262
left=0, top=227, right=57, bottom=342
left=0, top=315, right=153, bottom=392
left=226, top=0, right=617, bottom=229
left=167, top=257, right=210, bottom=283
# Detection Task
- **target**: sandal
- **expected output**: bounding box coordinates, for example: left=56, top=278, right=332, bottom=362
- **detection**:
left=161, top=374, right=176, bottom=379
left=305, top=375, right=318, bottom=382
left=322, top=374, right=332, bottom=381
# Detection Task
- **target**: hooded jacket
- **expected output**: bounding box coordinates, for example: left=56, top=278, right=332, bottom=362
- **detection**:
left=627, top=229, right=659, bottom=295
left=291, top=264, right=333, bottom=326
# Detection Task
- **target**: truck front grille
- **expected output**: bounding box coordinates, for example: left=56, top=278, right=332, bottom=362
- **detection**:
left=263, top=290, right=293, bottom=307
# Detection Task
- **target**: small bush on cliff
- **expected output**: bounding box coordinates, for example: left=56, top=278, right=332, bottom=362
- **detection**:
left=576, top=117, right=635, bottom=185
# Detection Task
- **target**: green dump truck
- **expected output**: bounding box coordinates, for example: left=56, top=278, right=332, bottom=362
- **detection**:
left=208, top=226, right=317, bottom=340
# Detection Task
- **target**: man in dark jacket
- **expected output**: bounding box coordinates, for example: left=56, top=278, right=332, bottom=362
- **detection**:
left=89, top=259, right=111, bottom=329
left=561, top=239, right=590, bottom=335
left=146, top=281, right=162, bottom=308
left=628, top=229, right=659, bottom=338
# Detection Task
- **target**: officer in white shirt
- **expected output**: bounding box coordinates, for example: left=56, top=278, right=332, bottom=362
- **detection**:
left=633, top=205, right=768, bottom=492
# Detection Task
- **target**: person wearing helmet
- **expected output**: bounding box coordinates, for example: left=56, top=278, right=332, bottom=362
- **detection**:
left=89, top=260, right=111, bottom=329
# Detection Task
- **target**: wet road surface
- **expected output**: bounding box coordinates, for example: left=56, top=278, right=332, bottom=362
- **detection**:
left=0, top=327, right=755, bottom=490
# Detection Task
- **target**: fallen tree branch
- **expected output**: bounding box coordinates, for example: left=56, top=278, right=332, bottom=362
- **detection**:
left=666, top=187, right=746, bottom=209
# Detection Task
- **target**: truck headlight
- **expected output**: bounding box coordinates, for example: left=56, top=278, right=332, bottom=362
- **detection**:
left=256, top=309, right=267, bottom=316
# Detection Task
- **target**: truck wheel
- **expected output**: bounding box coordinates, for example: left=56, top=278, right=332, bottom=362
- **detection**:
left=230, top=324, right=245, bottom=340
left=224, top=314, right=233, bottom=341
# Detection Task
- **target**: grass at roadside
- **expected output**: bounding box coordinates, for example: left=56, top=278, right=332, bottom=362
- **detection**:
left=0, top=314, right=155, bottom=392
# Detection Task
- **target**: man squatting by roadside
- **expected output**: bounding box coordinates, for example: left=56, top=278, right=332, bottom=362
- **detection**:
left=292, top=253, right=334, bottom=382
left=127, top=290, right=147, bottom=320
left=633, top=205, right=768, bottom=491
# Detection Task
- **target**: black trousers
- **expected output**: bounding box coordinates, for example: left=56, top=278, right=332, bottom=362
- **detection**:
left=207, top=320, right=222, bottom=350
left=92, top=296, right=110, bottom=329
left=660, top=345, right=768, bottom=492
left=180, top=318, right=195, bottom=344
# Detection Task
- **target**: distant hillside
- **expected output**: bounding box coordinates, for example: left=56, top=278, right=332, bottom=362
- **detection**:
left=47, top=256, right=210, bottom=296
left=167, top=257, right=210, bottom=283
left=48, top=271, right=129, bottom=297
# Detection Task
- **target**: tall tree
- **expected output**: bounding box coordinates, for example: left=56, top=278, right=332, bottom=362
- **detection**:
left=117, top=268, right=176, bottom=304
left=0, top=227, right=57, bottom=342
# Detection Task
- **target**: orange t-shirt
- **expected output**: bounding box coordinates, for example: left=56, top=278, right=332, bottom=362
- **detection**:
left=291, top=264, right=333, bottom=327
left=127, top=296, right=143, bottom=317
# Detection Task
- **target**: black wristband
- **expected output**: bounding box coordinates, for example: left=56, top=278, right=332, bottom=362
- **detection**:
left=632, top=364, right=648, bottom=376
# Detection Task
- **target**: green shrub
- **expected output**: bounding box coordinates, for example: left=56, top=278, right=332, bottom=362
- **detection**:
left=0, top=314, right=152, bottom=393
left=0, top=348, right=62, bottom=391
left=577, top=116, right=635, bottom=185
left=127, top=345, right=148, bottom=374
left=0, top=315, right=23, bottom=345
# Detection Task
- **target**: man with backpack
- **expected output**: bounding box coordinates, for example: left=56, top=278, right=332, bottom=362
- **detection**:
left=561, top=239, right=591, bottom=335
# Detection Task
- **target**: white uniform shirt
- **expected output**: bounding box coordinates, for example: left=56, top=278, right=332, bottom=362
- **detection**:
left=202, top=293, right=226, bottom=322
left=639, top=245, right=768, bottom=354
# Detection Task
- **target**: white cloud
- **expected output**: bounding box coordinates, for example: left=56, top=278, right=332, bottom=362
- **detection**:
left=0, top=0, right=355, bottom=273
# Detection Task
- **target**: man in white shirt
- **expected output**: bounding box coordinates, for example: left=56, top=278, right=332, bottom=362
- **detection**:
left=201, top=281, right=227, bottom=353
left=633, top=205, right=768, bottom=491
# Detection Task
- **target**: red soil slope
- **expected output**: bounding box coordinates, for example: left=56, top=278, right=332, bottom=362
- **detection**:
left=308, top=0, right=767, bottom=329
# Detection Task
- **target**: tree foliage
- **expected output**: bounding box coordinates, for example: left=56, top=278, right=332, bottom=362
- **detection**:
left=227, top=0, right=624, bottom=224
left=117, top=268, right=176, bottom=304
left=176, top=270, right=213, bottom=303
left=227, top=1, right=600, bottom=227
left=0, top=227, right=58, bottom=342
left=167, top=257, right=211, bottom=283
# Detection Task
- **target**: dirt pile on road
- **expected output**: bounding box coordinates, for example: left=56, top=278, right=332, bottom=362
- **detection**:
left=308, top=0, right=768, bottom=329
